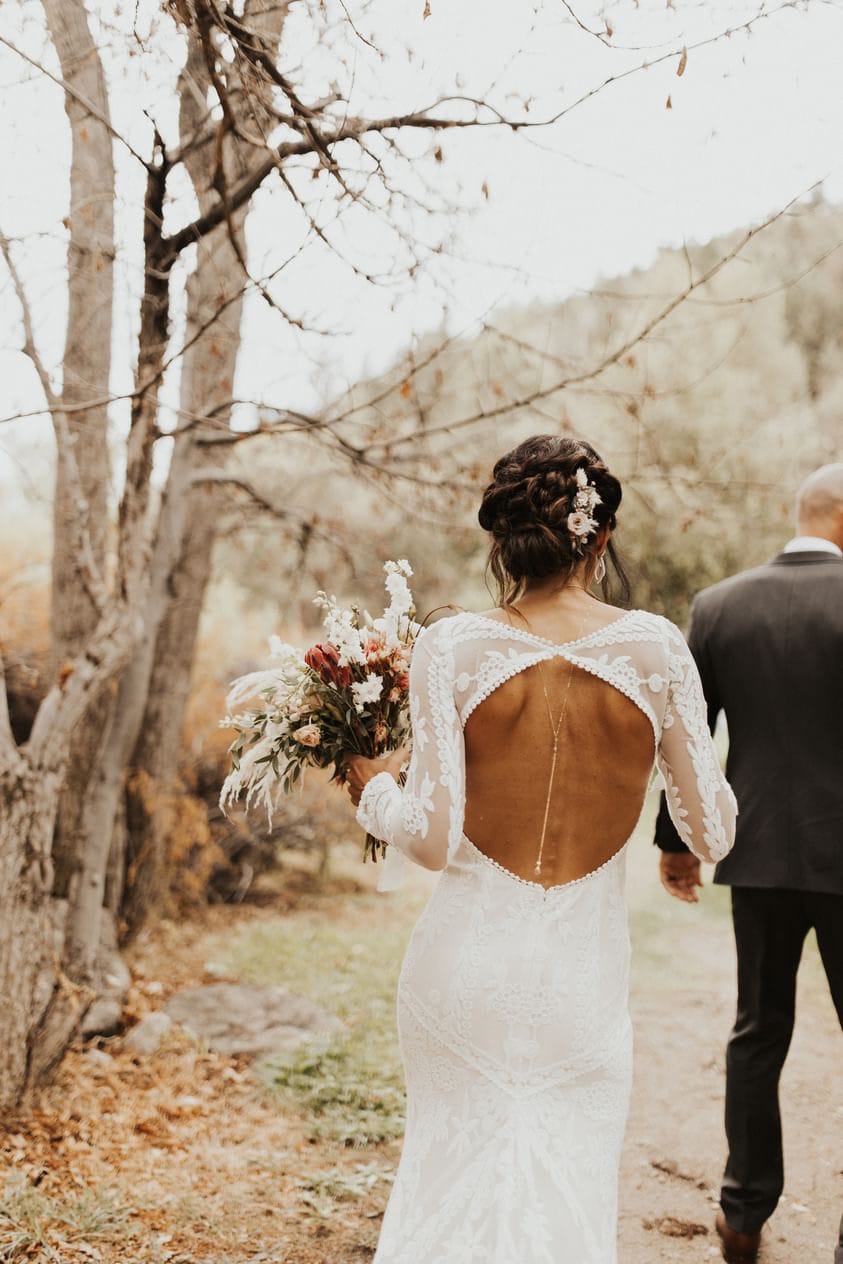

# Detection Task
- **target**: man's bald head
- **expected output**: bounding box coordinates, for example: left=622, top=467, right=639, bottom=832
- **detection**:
left=796, top=463, right=843, bottom=549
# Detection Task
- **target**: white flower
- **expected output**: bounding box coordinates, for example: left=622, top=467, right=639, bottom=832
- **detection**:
left=568, top=470, right=601, bottom=549
left=575, top=487, right=601, bottom=512
left=351, top=672, right=384, bottom=714
left=323, top=606, right=366, bottom=666
left=292, top=722, right=321, bottom=747
left=268, top=636, right=303, bottom=663
left=383, top=560, right=414, bottom=615
left=384, top=571, right=413, bottom=617
left=567, top=510, right=597, bottom=541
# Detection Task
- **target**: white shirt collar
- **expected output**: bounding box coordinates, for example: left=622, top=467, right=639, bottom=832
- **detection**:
left=783, top=535, right=843, bottom=558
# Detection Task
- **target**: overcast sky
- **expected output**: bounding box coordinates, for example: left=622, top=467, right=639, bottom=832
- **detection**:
left=2, top=0, right=843, bottom=493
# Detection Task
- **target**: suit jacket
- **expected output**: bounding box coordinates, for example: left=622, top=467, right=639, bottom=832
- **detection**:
left=654, top=550, right=843, bottom=894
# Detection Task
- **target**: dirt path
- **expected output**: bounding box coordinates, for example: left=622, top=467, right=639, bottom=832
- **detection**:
left=621, top=837, right=842, bottom=1263
left=2, top=830, right=840, bottom=1263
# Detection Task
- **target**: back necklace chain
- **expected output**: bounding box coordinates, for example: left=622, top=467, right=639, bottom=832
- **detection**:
left=507, top=603, right=586, bottom=877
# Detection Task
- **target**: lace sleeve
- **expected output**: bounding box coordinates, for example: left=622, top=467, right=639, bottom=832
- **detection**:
left=656, top=622, right=737, bottom=863
left=356, top=621, right=465, bottom=883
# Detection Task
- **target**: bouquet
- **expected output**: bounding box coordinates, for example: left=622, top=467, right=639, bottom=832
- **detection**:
left=220, top=560, right=417, bottom=861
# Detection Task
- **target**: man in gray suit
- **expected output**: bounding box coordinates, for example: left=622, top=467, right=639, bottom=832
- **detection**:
left=654, top=464, right=843, bottom=1264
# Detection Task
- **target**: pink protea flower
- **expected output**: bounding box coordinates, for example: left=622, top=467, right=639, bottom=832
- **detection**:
left=305, top=642, right=352, bottom=687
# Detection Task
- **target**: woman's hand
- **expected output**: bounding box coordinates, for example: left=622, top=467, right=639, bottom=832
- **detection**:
left=659, top=852, right=703, bottom=903
left=343, top=747, right=408, bottom=807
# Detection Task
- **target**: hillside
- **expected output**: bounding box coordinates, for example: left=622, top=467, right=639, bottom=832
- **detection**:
left=217, top=195, right=843, bottom=626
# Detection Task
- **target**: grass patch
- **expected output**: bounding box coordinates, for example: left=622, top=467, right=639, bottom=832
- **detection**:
left=295, top=1161, right=394, bottom=1217
left=223, top=893, right=425, bottom=1146
left=268, top=1040, right=406, bottom=1146
left=0, top=1176, right=131, bottom=1262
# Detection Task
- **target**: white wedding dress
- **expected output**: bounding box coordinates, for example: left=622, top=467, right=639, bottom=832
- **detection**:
left=357, top=610, right=736, bottom=1264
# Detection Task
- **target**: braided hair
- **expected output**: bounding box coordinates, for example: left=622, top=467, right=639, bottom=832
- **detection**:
left=478, top=435, right=630, bottom=604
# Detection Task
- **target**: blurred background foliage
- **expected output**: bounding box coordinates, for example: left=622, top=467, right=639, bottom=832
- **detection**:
left=213, top=195, right=842, bottom=631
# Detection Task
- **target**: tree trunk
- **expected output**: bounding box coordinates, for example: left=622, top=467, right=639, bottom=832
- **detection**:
left=41, top=0, right=115, bottom=898
left=26, top=145, right=173, bottom=1083
left=0, top=761, right=60, bottom=1107
left=0, top=602, right=138, bottom=1106
left=78, top=429, right=204, bottom=942
left=121, top=5, right=287, bottom=934
left=120, top=464, right=225, bottom=936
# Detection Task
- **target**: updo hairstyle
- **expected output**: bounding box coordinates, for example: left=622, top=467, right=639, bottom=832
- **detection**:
left=478, top=435, right=629, bottom=605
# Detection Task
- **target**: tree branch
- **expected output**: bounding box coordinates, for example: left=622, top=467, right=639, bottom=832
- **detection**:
left=0, top=32, right=150, bottom=169
left=164, top=106, right=514, bottom=257
left=361, top=179, right=826, bottom=454
left=26, top=605, right=135, bottom=775
left=0, top=228, right=108, bottom=616
left=192, top=470, right=356, bottom=568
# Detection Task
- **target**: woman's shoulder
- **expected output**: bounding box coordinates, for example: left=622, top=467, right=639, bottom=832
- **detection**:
left=583, top=610, right=690, bottom=675
left=416, top=609, right=489, bottom=645
left=624, top=608, right=682, bottom=636
left=618, top=612, right=696, bottom=680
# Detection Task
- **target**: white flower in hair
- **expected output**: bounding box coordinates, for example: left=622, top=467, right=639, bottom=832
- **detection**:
left=567, top=509, right=597, bottom=540
left=568, top=467, right=601, bottom=549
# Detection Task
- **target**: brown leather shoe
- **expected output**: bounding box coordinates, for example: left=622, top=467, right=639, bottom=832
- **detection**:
left=715, top=1210, right=761, bottom=1262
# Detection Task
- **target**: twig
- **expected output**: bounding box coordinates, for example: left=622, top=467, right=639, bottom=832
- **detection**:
left=0, top=228, right=108, bottom=615
left=364, top=179, right=826, bottom=453
left=0, top=33, right=150, bottom=169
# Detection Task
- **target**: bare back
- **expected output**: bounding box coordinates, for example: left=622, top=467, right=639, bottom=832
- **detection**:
left=464, top=652, right=654, bottom=888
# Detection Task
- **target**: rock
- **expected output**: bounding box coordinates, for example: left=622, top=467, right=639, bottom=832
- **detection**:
left=165, top=983, right=345, bottom=1057
left=124, top=1012, right=173, bottom=1056
left=81, top=998, right=123, bottom=1039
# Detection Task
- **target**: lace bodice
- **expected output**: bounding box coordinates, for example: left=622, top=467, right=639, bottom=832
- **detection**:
left=357, top=609, right=736, bottom=890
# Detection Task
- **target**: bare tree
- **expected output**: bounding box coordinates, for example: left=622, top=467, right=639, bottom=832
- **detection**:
left=0, top=0, right=549, bottom=1107
left=40, top=0, right=115, bottom=903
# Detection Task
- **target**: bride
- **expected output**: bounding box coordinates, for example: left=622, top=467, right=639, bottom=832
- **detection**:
left=344, top=435, right=736, bottom=1264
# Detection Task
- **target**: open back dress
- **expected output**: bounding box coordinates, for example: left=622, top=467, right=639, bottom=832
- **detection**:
left=357, top=609, right=736, bottom=1264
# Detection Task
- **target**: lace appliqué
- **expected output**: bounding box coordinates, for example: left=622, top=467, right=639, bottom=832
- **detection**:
left=358, top=609, right=735, bottom=877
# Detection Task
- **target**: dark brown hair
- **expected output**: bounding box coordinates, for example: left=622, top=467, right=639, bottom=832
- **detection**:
left=478, top=434, right=630, bottom=605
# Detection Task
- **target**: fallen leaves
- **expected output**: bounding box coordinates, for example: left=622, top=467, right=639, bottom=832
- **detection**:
left=642, top=1215, right=709, bottom=1238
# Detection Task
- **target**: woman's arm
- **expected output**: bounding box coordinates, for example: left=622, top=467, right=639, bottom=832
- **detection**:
left=657, top=623, right=737, bottom=864
left=347, top=623, right=466, bottom=873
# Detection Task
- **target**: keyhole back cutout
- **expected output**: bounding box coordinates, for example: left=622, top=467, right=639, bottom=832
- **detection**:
left=462, top=657, right=655, bottom=890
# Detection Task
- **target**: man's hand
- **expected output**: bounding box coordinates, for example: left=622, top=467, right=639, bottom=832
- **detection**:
left=659, top=852, right=703, bottom=903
